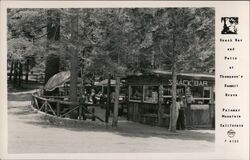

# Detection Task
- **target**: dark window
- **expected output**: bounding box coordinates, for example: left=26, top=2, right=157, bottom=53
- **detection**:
left=143, top=86, right=158, bottom=103
left=129, top=86, right=143, bottom=101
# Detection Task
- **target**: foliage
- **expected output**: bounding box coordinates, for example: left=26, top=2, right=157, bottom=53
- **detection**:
left=7, top=8, right=215, bottom=79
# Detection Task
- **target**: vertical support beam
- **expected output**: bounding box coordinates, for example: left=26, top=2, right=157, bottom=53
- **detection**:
left=133, top=104, right=136, bottom=121
left=185, top=86, right=192, bottom=129
left=56, top=101, right=60, bottom=116
left=79, top=105, right=83, bottom=120
left=105, top=73, right=111, bottom=123
left=158, top=85, right=164, bottom=126
left=127, top=85, right=130, bottom=120
left=112, top=76, right=120, bottom=127
left=92, top=108, right=96, bottom=121
left=210, top=85, right=215, bottom=128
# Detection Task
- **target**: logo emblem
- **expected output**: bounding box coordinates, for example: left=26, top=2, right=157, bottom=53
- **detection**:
left=227, top=129, right=236, bottom=138
left=221, top=17, right=238, bottom=34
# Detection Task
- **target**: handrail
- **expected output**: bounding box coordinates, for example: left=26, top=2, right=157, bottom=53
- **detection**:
left=31, top=90, right=105, bottom=122
left=33, top=93, right=78, bottom=105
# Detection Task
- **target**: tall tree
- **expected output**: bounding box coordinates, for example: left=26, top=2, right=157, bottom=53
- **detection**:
left=69, top=9, right=79, bottom=103
left=44, top=9, right=61, bottom=85
left=153, top=8, right=214, bottom=131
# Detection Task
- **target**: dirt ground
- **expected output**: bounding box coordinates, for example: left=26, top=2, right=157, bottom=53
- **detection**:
left=8, top=90, right=215, bottom=153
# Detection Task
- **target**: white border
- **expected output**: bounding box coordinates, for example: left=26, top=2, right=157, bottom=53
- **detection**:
left=0, top=1, right=249, bottom=160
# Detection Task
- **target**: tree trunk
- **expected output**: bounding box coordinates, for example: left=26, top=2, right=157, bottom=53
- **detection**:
left=8, top=60, right=14, bottom=81
left=169, top=33, right=177, bottom=132
left=158, top=85, right=164, bottom=126
left=80, top=67, right=85, bottom=96
left=69, top=9, right=79, bottom=103
left=170, top=61, right=177, bottom=131
left=112, top=76, right=120, bottom=127
left=44, top=9, right=60, bottom=81
left=44, top=9, right=60, bottom=95
left=25, top=58, right=29, bottom=82
left=13, top=61, right=18, bottom=87
left=18, top=62, right=23, bottom=87
left=105, top=73, right=111, bottom=123
left=69, top=48, right=78, bottom=102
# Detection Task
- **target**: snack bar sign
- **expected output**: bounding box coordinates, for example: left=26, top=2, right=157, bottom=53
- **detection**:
left=168, top=79, right=208, bottom=86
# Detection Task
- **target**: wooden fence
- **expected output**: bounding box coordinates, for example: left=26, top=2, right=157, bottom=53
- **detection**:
left=31, top=91, right=105, bottom=122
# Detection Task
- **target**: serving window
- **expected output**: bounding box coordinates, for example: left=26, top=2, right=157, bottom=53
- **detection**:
left=129, top=85, right=143, bottom=102
left=163, top=86, right=185, bottom=97
left=191, top=86, right=211, bottom=104
left=129, top=84, right=213, bottom=104
left=161, top=85, right=212, bottom=104
left=143, top=86, right=158, bottom=103
left=191, top=86, right=211, bottom=98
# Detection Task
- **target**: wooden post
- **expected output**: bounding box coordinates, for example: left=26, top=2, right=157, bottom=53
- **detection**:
left=112, top=76, right=120, bottom=127
left=105, top=73, right=111, bottom=123
left=133, top=104, right=136, bottom=121
left=56, top=101, right=60, bottom=116
left=126, top=86, right=130, bottom=120
left=210, top=85, right=215, bottom=128
left=34, top=97, right=38, bottom=109
left=79, top=105, right=83, bottom=120
left=92, top=108, right=96, bottom=121
left=158, top=85, right=164, bottom=126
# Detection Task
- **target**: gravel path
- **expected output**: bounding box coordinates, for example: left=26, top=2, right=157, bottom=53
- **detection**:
left=8, top=91, right=215, bottom=153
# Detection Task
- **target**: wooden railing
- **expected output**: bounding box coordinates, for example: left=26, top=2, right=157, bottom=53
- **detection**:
left=31, top=91, right=105, bottom=122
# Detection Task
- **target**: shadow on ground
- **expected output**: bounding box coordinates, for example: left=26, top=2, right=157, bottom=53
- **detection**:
left=15, top=107, right=215, bottom=142
left=23, top=117, right=215, bottom=142
left=8, top=90, right=215, bottom=143
left=8, top=93, right=32, bottom=101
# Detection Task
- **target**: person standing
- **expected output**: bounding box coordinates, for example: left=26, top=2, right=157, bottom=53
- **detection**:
left=177, top=95, right=186, bottom=130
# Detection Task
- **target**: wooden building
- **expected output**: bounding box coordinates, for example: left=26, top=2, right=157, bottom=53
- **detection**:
left=125, top=70, right=215, bottom=129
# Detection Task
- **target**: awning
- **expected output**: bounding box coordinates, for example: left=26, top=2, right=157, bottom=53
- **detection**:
left=44, top=71, right=71, bottom=91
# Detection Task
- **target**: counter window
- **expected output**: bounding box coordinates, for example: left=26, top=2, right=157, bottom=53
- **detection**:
left=191, top=86, right=211, bottom=98
left=191, top=86, right=211, bottom=104
left=191, top=86, right=203, bottom=98
left=143, top=86, right=158, bottom=103
left=129, top=86, right=143, bottom=101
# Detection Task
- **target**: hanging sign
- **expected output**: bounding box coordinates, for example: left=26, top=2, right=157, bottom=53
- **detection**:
left=168, top=79, right=208, bottom=87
